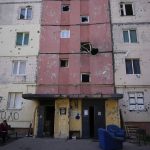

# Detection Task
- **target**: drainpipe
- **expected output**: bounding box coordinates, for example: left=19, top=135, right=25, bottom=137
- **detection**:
left=108, top=0, right=116, bottom=94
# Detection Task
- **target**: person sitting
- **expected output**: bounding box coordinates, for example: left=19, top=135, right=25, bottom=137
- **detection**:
left=0, top=120, right=10, bottom=143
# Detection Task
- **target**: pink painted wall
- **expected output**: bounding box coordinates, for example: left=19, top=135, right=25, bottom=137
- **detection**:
left=37, top=0, right=114, bottom=95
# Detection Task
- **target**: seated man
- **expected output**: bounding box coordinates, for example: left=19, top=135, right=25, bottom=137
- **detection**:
left=0, top=120, right=10, bottom=143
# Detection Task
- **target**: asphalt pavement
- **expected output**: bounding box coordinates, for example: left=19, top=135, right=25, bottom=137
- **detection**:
left=0, top=137, right=150, bottom=150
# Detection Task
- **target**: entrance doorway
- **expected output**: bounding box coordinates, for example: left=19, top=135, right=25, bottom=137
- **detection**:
left=89, top=106, right=94, bottom=138
left=82, top=99, right=105, bottom=138
left=44, top=106, right=55, bottom=137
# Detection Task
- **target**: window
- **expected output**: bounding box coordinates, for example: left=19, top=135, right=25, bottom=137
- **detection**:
left=128, top=92, right=144, bottom=111
left=60, top=30, right=70, bottom=38
left=81, top=73, right=90, bottom=83
left=62, top=4, right=70, bottom=12
left=60, top=59, right=68, bottom=67
left=16, top=32, right=29, bottom=46
left=120, top=3, right=134, bottom=16
left=80, top=42, right=91, bottom=53
left=80, top=16, right=89, bottom=23
left=8, top=92, right=23, bottom=109
left=123, top=30, right=137, bottom=43
left=12, top=60, right=26, bottom=75
left=19, top=6, right=32, bottom=20
left=125, top=59, right=141, bottom=74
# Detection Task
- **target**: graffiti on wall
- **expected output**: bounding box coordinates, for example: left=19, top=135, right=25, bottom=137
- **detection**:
left=0, top=111, right=19, bottom=121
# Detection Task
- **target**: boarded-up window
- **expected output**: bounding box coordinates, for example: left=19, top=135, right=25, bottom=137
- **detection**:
left=129, top=92, right=144, bottom=111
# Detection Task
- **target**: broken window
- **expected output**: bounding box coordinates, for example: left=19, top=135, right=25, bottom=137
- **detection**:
left=81, top=73, right=90, bottom=82
left=8, top=92, right=23, bottom=109
left=123, top=29, right=137, bottom=43
left=80, top=16, right=89, bottom=23
left=16, top=32, right=29, bottom=46
left=60, top=30, right=70, bottom=38
left=128, top=92, right=144, bottom=111
left=125, top=59, right=141, bottom=74
left=60, top=59, right=68, bottom=67
left=120, top=3, right=133, bottom=16
left=19, top=6, right=32, bottom=20
left=80, top=42, right=92, bottom=53
left=62, top=4, right=70, bottom=12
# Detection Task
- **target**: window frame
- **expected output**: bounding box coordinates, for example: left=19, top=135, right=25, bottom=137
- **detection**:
left=16, top=32, right=29, bottom=46
left=60, top=59, right=69, bottom=67
left=120, top=2, right=134, bottom=16
left=123, top=29, right=137, bottom=43
left=12, top=60, right=26, bottom=76
left=8, top=92, right=23, bottom=110
left=81, top=73, right=90, bottom=83
left=125, top=59, right=141, bottom=75
left=128, top=92, right=144, bottom=111
left=19, top=6, right=32, bottom=20
left=60, top=30, right=70, bottom=38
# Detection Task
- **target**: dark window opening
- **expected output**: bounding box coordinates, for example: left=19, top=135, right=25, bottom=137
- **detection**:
left=120, top=3, right=133, bottom=16
left=60, top=59, right=68, bottom=67
left=126, top=59, right=133, bottom=74
left=81, top=73, right=90, bottom=82
left=125, top=59, right=141, bottom=74
left=80, top=42, right=91, bottom=52
left=81, top=16, right=89, bottom=23
left=62, top=4, right=70, bottom=12
left=125, top=4, right=133, bottom=16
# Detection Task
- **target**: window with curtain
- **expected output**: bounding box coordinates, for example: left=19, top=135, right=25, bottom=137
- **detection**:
left=12, top=60, right=26, bottom=75
left=128, top=92, right=144, bottom=110
left=8, top=92, right=23, bottom=109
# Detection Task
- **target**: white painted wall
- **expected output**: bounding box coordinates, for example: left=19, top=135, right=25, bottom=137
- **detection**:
left=110, top=0, right=150, bottom=23
left=0, top=2, right=41, bottom=25
left=0, top=0, right=41, bottom=128
left=117, top=87, right=150, bottom=122
left=110, top=0, right=150, bottom=122
left=0, top=25, right=40, bottom=56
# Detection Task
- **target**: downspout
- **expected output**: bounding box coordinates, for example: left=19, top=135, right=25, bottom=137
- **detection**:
left=108, top=0, right=116, bottom=94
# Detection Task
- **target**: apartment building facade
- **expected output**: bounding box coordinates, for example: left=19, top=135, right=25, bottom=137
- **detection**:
left=110, top=0, right=150, bottom=134
left=23, top=0, right=122, bottom=138
left=0, top=0, right=41, bottom=133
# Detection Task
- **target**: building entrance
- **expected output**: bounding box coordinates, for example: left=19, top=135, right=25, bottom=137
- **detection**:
left=44, top=106, right=55, bottom=137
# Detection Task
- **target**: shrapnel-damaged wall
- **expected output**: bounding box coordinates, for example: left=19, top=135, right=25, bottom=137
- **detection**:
left=0, top=0, right=41, bottom=130
left=110, top=0, right=150, bottom=133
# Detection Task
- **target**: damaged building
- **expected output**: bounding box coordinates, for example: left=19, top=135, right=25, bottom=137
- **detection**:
left=1, top=0, right=149, bottom=138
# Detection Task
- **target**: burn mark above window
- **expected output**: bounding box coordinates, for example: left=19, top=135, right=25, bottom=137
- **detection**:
left=62, top=4, right=70, bottom=12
